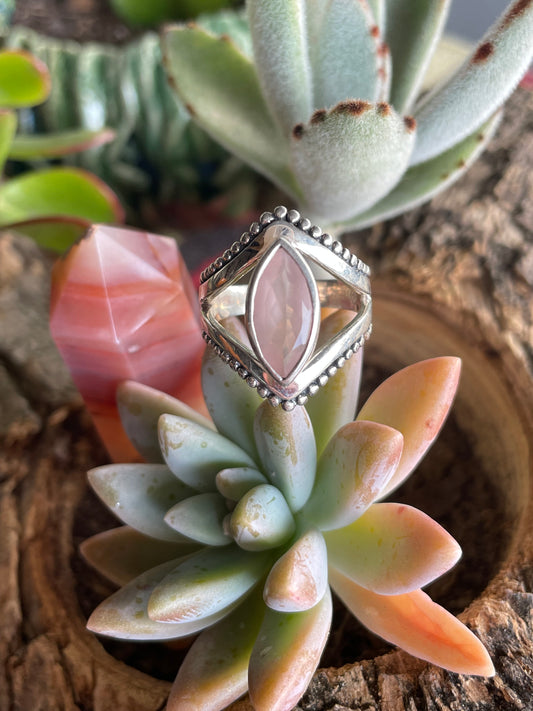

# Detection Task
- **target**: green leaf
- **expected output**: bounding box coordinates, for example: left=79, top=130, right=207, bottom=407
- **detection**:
left=0, top=50, right=51, bottom=108
left=368, top=0, right=385, bottom=30
left=290, top=101, right=416, bottom=221
left=162, top=25, right=298, bottom=198
left=0, top=110, right=16, bottom=173
left=215, top=466, right=268, bottom=501
left=229, top=484, right=295, bottom=551
left=386, top=0, right=451, bottom=114
left=253, top=401, right=316, bottom=512
left=411, top=0, right=533, bottom=165
left=8, top=127, right=115, bottom=160
left=0, top=216, right=91, bottom=253
left=165, top=492, right=231, bottom=546
left=347, top=111, right=502, bottom=230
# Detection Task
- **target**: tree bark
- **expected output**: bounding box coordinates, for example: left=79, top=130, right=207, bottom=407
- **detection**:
left=0, top=87, right=532, bottom=711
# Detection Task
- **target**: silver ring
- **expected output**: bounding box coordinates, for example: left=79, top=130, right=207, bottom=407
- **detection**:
left=198, top=206, right=372, bottom=411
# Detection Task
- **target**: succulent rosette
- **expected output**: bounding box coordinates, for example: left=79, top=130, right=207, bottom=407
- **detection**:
left=83, top=314, right=494, bottom=711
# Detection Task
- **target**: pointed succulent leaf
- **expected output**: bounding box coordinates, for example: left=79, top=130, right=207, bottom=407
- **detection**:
left=230, top=484, right=295, bottom=551
left=386, top=0, right=451, bottom=114
left=411, top=0, right=533, bottom=165
left=202, top=318, right=262, bottom=462
left=0, top=110, right=16, bottom=173
left=162, top=26, right=297, bottom=198
left=304, top=421, right=403, bottom=531
left=159, top=414, right=256, bottom=492
left=357, top=357, right=460, bottom=498
left=8, top=127, right=115, bottom=159
left=0, top=50, right=51, bottom=107
left=88, top=463, right=194, bottom=542
left=164, top=492, right=231, bottom=546
left=87, top=560, right=231, bottom=641
left=327, top=502, right=461, bottom=595
left=254, top=401, right=316, bottom=512
left=167, top=588, right=265, bottom=711
left=329, top=568, right=495, bottom=676
left=117, top=381, right=213, bottom=464
left=291, top=101, right=416, bottom=221
left=247, top=0, right=313, bottom=133
left=306, top=310, right=363, bottom=456
left=248, top=588, right=332, bottom=711
left=148, top=544, right=270, bottom=623
left=80, top=526, right=199, bottom=586
left=216, top=466, right=268, bottom=501
left=347, top=111, right=502, bottom=230
left=264, top=529, right=328, bottom=612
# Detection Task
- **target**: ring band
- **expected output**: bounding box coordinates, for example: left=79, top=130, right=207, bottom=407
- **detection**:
left=198, top=206, right=372, bottom=410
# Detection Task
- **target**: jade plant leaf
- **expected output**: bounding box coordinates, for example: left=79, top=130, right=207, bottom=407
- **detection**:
left=290, top=101, right=416, bottom=221
left=159, top=413, right=256, bottom=492
left=329, top=568, right=495, bottom=676
left=303, top=421, right=403, bottom=531
left=229, top=484, right=295, bottom=551
left=8, top=127, right=115, bottom=160
left=0, top=110, right=16, bottom=172
left=326, top=502, right=461, bottom=595
left=88, top=463, right=195, bottom=542
left=253, top=401, right=316, bottom=512
left=411, top=0, right=533, bottom=165
left=164, top=492, right=230, bottom=546
left=0, top=50, right=51, bottom=107
left=357, top=357, right=461, bottom=498
left=248, top=588, right=332, bottom=711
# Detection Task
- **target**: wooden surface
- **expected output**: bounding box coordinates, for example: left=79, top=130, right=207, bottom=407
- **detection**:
left=0, top=87, right=532, bottom=710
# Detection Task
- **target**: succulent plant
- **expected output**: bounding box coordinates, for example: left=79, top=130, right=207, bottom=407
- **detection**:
left=83, top=315, right=493, bottom=711
left=163, top=0, right=533, bottom=233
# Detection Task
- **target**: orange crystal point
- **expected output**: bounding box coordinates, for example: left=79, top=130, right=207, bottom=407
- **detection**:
left=50, top=224, right=206, bottom=461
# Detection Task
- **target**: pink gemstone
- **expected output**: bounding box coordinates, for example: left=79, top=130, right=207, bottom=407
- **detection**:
left=250, top=244, right=315, bottom=380
left=50, top=225, right=206, bottom=461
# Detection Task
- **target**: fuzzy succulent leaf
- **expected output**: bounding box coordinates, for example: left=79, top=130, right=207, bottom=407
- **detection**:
left=80, top=526, right=199, bottom=586
left=167, top=587, right=266, bottom=711
left=263, top=528, right=328, bottom=613
left=326, top=503, right=461, bottom=595
left=303, top=421, right=403, bottom=531
left=88, top=463, right=194, bottom=542
left=0, top=110, right=16, bottom=173
left=248, top=588, right=332, bottom=711
left=329, top=568, right=495, bottom=676
left=147, top=545, right=271, bottom=623
left=117, top=381, right=214, bottom=463
left=386, top=0, right=451, bottom=114
left=357, top=357, right=460, bottom=498
left=305, top=310, right=363, bottom=456
left=162, top=25, right=298, bottom=198
left=346, top=110, right=502, bottom=230
left=159, top=414, right=256, bottom=492
left=215, top=466, right=268, bottom=501
left=229, top=484, right=296, bottom=551
left=164, top=492, right=230, bottom=546
left=411, top=0, right=533, bottom=165
left=290, top=101, right=416, bottom=221
left=254, top=401, right=316, bottom=512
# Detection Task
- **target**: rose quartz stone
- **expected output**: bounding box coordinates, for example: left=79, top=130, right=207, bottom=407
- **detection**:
left=50, top=225, right=206, bottom=461
left=251, top=245, right=313, bottom=379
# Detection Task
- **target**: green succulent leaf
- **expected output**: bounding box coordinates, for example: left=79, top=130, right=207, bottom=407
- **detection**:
left=263, top=528, right=328, bottom=612
left=254, top=401, right=316, bottom=512
left=248, top=587, right=332, bottom=711
left=117, top=380, right=214, bottom=464
left=304, top=421, right=403, bottom=531
left=162, top=25, right=297, bottom=198
left=0, top=110, right=17, bottom=173
left=8, top=127, right=115, bottom=160
left=386, top=0, right=451, bottom=114
left=148, top=544, right=270, bottom=623
left=87, top=559, right=233, bottom=641
left=80, top=526, right=199, bottom=586
left=159, top=413, right=256, bottom=492
left=326, top=503, right=461, bottom=595
left=345, top=111, right=502, bottom=230
left=230, top=484, right=295, bottom=551
left=411, top=0, right=533, bottom=165
left=164, top=492, right=231, bottom=546
left=0, top=50, right=51, bottom=108
left=305, top=310, right=363, bottom=456
left=88, top=463, right=195, bottom=542
left=368, top=0, right=385, bottom=30
left=215, top=466, right=268, bottom=501
left=291, top=101, right=416, bottom=221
